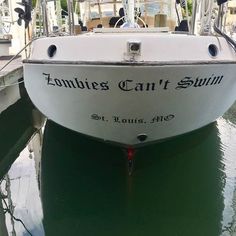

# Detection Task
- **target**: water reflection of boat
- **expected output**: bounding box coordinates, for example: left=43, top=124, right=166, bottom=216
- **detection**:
left=23, top=0, right=236, bottom=147
left=1, top=106, right=236, bottom=235
left=40, top=120, right=224, bottom=235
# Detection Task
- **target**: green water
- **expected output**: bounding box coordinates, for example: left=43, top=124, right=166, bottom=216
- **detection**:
left=1, top=99, right=236, bottom=236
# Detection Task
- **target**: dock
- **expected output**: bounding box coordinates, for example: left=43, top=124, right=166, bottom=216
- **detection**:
left=0, top=56, right=23, bottom=113
left=0, top=55, right=23, bottom=91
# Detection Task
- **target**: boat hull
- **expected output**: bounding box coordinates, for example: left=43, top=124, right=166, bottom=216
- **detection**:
left=24, top=62, right=236, bottom=146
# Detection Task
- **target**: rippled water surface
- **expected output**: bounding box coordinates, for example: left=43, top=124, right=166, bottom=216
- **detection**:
left=1, top=98, right=236, bottom=236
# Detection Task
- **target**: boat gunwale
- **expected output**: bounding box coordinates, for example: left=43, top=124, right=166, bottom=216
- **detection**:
left=23, top=59, right=236, bottom=66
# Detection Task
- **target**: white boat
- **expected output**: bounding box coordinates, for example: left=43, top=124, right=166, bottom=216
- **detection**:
left=23, top=0, right=236, bottom=147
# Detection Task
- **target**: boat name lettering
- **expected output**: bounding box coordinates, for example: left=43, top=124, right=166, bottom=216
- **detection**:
left=43, top=73, right=224, bottom=92
left=118, top=79, right=170, bottom=91
left=43, top=73, right=109, bottom=91
left=91, top=114, right=107, bottom=121
left=150, top=114, right=175, bottom=123
left=90, top=114, right=175, bottom=124
left=113, top=116, right=146, bottom=124
left=175, top=75, right=224, bottom=89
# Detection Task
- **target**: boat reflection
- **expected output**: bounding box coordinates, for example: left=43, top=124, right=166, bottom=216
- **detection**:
left=2, top=106, right=236, bottom=235
left=41, top=119, right=225, bottom=236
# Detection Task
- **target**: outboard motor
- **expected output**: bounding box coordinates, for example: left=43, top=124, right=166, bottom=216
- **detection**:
left=14, top=0, right=32, bottom=28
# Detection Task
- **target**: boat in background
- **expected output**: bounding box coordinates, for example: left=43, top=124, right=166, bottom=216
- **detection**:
left=0, top=0, right=11, bottom=56
left=22, top=0, right=236, bottom=147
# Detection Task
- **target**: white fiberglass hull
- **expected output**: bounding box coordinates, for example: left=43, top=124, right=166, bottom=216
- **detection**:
left=24, top=33, right=236, bottom=146
left=24, top=62, right=236, bottom=146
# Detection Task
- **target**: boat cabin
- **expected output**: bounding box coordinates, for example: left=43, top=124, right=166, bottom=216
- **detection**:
left=33, top=0, right=229, bottom=38
left=78, top=0, right=177, bottom=31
